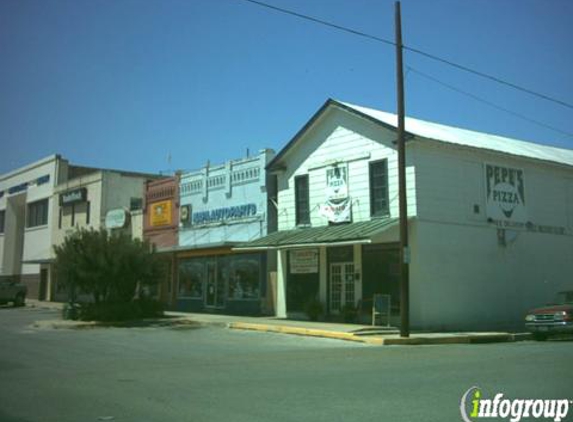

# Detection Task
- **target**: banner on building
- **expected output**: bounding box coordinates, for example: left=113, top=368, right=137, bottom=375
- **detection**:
left=319, top=164, right=351, bottom=223
left=485, top=163, right=527, bottom=223
left=150, top=200, right=172, bottom=227
left=290, top=249, right=319, bottom=274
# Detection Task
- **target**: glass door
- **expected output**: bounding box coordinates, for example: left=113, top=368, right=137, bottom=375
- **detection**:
left=329, top=262, right=355, bottom=313
left=205, top=259, right=225, bottom=308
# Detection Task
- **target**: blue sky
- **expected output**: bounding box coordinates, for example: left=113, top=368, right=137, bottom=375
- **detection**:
left=1, top=0, right=572, bottom=175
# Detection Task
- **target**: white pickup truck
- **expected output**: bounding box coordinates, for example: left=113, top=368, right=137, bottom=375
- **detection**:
left=0, top=277, right=27, bottom=307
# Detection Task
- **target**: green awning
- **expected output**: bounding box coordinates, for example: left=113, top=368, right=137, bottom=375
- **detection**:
left=234, top=218, right=398, bottom=250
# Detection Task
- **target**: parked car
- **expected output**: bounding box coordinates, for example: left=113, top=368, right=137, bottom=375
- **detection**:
left=525, top=291, right=573, bottom=340
left=0, top=278, right=27, bottom=307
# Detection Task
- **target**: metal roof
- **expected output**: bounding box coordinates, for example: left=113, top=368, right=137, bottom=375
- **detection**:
left=156, top=242, right=238, bottom=254
left=267, top=99, right=573, bottom=170
left=234, top=218, right=398, bottom=250
left=342, top=101, right=573, bottom=168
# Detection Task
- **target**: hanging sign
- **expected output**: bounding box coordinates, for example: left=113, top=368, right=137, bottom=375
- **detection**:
left=290, top=249, right=319, bottom=274
left=485, top=164, right=527, bottom=223
left=319, top=164, right=351, bottom=223
left=105, top=209, right=129, bottom=229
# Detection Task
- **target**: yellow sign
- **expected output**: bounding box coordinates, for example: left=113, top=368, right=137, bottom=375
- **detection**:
left=150, top=200, right=172, bottom=227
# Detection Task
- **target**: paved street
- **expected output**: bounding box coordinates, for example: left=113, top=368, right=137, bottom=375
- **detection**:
left=1, top=306, right=572, bottom=422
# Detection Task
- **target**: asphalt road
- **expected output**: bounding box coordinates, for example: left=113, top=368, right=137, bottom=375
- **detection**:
left=1, top=306, right=572, bottom=422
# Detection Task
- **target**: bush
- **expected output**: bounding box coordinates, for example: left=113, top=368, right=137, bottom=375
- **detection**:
left=54, top=227, right=162, bottom=305
left=304, top=299, right=324, bottom=321
left=78, top=299, right=164, bottom=322
left=341, top=304, right=358, bottom=323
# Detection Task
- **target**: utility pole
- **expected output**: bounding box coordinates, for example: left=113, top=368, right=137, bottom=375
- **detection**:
left=395, top=1, right=410, bottom=338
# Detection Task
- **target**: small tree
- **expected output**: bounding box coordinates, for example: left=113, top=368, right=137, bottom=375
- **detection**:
left=54, top=228, right=162, bottom=305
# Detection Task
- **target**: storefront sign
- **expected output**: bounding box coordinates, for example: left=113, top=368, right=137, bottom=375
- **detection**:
left=485, top=164, right=526, bottom=223
left=60, top=188, right=87, bottom=206
left=290, top=249, right=319, bottom=274
left=319, top=164, right=351, bottom=223
left=192, top=203, right=257, bottom=225
left=105, top=208, right=129, bottom=229
left=180, top=205, right=191, bottom=224
left=150, top=200, right=172, bottom=227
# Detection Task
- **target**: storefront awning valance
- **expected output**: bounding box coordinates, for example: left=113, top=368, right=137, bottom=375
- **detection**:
left=233, top=218, right=399, bottom=251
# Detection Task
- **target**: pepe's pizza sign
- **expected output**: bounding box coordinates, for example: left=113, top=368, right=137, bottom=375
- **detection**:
left=485, top=164, right=527, bottom=223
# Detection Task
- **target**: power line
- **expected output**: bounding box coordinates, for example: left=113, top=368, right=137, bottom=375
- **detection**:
left=403, top=47, right=573, bottom=111
left=238, top=0, right=573, bottom=111
left=407, top=66, right=573, bottom=139
left=240, top=0, right=394, bottom=46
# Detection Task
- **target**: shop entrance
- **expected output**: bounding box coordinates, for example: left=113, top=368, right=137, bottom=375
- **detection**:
left=329, top=262, right=355, bottom=313
left=204, top=259, right=225, bottom=308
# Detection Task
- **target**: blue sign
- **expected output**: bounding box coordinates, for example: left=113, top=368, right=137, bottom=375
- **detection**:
left=192, top=204, right=257, bottom=225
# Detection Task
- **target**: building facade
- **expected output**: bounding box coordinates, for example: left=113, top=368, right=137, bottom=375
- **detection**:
left=143, top=176, right=180, bottom=305
left=174, top=149, right=276, bottom=315
left=0, top=155, right=68, bottom=300
left=50, top=168, right=159, bottom=301
left=238, top=99, right=573, bottom=331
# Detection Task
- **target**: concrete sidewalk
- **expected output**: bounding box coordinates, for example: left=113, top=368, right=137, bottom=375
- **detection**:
left=26, top=299, right=531, bottom=345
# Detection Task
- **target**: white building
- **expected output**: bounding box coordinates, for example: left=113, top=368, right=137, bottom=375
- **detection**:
left=0, top=154, right=159, bottom=301
left=238, top=99, right=573, bottom=331
left=50, top=167, right=159, bottom=301
left=1, top=155, right=69, bottom=299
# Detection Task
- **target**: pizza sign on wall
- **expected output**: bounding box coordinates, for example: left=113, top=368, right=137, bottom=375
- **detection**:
left=485, top=164, right=526, bottom=223
left=319, top=164, right=351, bottom=223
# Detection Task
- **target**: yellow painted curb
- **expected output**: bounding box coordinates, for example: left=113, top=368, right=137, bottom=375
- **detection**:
left=229, top=322, right=521, bottom=346
left=229, top=322, right=367, bottom=343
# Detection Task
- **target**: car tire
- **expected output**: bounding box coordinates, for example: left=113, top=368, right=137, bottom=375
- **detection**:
left=533, top=332, right=548, bottom=341
left=13, top=293, right=26, bottom=307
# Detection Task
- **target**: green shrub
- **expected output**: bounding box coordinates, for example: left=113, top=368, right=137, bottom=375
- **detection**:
left=78, top=299, right=164, bottom=322
left=341, top=304, right=358, bottom=323
left=304, top=299, right=324, bottom=321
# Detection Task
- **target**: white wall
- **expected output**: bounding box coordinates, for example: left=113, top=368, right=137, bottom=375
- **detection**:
left=410, top=141, right=573, bottom=330
left=52, top=171, right=103, bottom=247
left=0, top=155, right=62, bottom=276
left=52, top=171, right=148, bottom=247
left=276, top=107, right=417, bottom=231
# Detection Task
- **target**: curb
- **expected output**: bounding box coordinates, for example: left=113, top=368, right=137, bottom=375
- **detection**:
left=229, top=322, right=530, bottom=346
left=229, top=322, right=367, bottom=343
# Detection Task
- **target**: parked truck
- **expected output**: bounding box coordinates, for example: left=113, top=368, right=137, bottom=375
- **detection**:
left=0, top=277, right=27, bottom=307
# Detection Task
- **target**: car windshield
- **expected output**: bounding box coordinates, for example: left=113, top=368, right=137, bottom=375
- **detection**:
left=555, top=291, right=573, bottom=305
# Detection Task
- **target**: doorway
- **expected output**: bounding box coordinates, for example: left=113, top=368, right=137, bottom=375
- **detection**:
left=329, top=262, right=355, bottom=313
left=204, top=259, right=225, bottom=308
left=39, top=269, right=48, bottom=301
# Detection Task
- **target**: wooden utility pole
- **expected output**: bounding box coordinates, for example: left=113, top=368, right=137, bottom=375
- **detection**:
left=395, top=1, right=410, bottom=338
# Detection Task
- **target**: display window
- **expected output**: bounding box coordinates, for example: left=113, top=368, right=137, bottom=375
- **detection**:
left=177, top=253, right=262, bottom=303
left=229, top=254, right=261, bottom=300
left=178, top=259, right=205, bottom=299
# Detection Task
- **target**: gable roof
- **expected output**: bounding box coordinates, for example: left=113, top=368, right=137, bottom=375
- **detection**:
left=267, top=99, right=573, bottom=170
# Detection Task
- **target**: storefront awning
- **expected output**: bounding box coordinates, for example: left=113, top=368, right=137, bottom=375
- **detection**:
left=233, top=218, right=399, bottom=251
left=22, top=258, right=54, bottom=265
left=155, top=242, right=239, bottom=254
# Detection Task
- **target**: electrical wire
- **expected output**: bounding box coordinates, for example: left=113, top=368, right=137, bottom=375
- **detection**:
left=238, top=0, right=573, bottom=111
left=407, top=66, right=573, bottom=139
